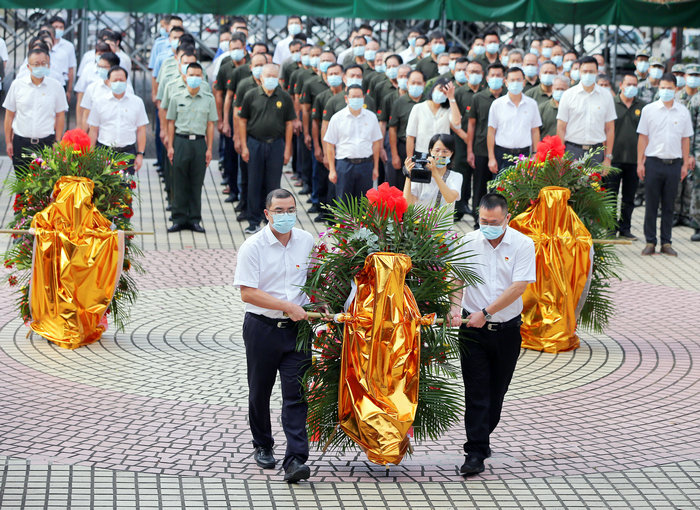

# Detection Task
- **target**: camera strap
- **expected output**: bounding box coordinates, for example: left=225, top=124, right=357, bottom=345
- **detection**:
left=433, top=169, right=451, bottom=209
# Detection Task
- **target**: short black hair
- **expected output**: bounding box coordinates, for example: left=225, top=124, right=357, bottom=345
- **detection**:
left=170, top=15, right=183, bottom=23
left=97, top=28, right=113, bottom=40
left=480, top=193, right=508, bottom=212
left=231, top=16, right=247, bottom=26
left=578, top=55, right=598, bottom=67
left=289, top=40, right=302, bottom=51
left=506, top=66, right=525, bottom=79
left=486, top=62, right=506, bottom=74
left=416, top=35, right=429, bottom=45
left=384, top=53, right=403, bottom=66
left=456, top=56, right=470, bottom=65
left=186, top=62, right=203, bottom=73
left=252, top=42, right=269, bottom=53
left=449, top=46, right=466, bottom=55
left=265, top=189, right=295, bottom=209
left=327, top=63, right=343, bottom=74
left=180, top=49, right=197, bottom=60
left=230, top=32, right=247, bottom=45
left=345, top=64, right=364, bottom=76
left=407, top=69, right=425, bottom=82
left=170, top=26, right=185, bottom=36
left=346, top=84, right=364, bottom=94
left=27, top=47, right=50, bottom=60
left=177, top=44, right=196, bottom=56
left=179, top=34, right=195, bottom=46
left=95, top=41, right=110, bottom=53
left=292, top=33, right=308, bottom=42
left=98, top=52, right=120, bottom=68
left=660, top=73, right=677, bottom=87
left=288, top=15, right=302, bottom=23
left=358, top=23, right=373, bottom=32
left=107, top=65, right=127, bottom=80
left=483, top=31, right=499, bottom=39
left=48, top=15, right=66, bottom=26
left=429, top=30, right=445, bottom=41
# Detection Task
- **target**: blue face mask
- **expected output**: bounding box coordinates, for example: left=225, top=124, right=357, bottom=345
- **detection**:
left=455, top=71, right=467, bottom=84
left=353, top=46, right=365, bottom=57
left=346, top=77, right=363, bottom=87
left=551, top=55, right=563, bottom=67
left=570, top=69, right=580, bottom=82
left=365, top=50, right=377, bottom=61
left=301, top=54, right=311, bottom=66
left=541, top=47, right=552, bottom=58
left=431, top=90, right=447, bottom=104
left=55, top=28, right=65, bottom=39
left=159, top=27, right=168, bottom=37
left=552, top=89, right=564, bottom=102
left=687, top=76, right=700, bottom=88
left=432, top=43, right=445, bottom=55
left=170, top=38, right=179, bottom=50
left=231, top=49, right=245, bottom=62
left=30, top=65, right=51, bottom=79
left=272, top=213, right=296, bottom=234
left=449, top=60, right=456, bottom=71
left=180, top=63, right=189, bottom=76
left=487, top=76, right=503, bottom=90
left=397, top=77, right=408, bottom=90
left=540, top=73, right=555, bottom=86
left=364, top=35, right=372, bottom=43
left=580, top=72, right=596, bottom=87
left=96, top=67, right=109, bottom=80
left=347, top=97, right=364, bottom=110
left=385, top=67, right=398, bottom=80
left=186, top=76, right=202, bottom=89
left=563, top=60, right=573, bottom=72
left=500, top=56, right=509, bottom=67
left=658, top=88, right=675, bottom=102
left=468, top=73, right=483, bottom=86
left=111, top=80, right=127, bottom=94
left=623, top=85, right=638, bottom=98
left=408, top=37, right=416, bottom=47
left=319, top=61, right=332, bottom=73
left=309, top=56, right=320, bottom=68
left=523, top=65, right=538, bottom=78
left=530, top=47, right=539, bottom=57
left=438, top=65, right=450, bottom=76
left=435, top=155, right=451, bottom=168
left=486, top=42, right=499, bottom=55
left=327, top=74, right=343, bottom=87
left=636, top=61, right=650, bottom=73
left=288, top=23, right=302, bottom=36
left=473, top=45, right=486, bottom=56
left=649, top=67, right=663, bottom=80
left=375, top=64, right=386, bottom=73
left=480, top=222, right=505, bottom=240
left=408, top=84, right=424, bottom=98
left=675, top=76, right=686, bottom=88
left=263, top=77, right=279, bottom=91
left=507, top=81, right=524, bottom=94
left=291, top=52, right=301, bottom=63
left=252, top=66, right=263, bottom=79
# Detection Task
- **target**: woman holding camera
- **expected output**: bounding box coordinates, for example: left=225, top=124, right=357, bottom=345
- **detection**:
left=403, top=133, right=463, bottom=219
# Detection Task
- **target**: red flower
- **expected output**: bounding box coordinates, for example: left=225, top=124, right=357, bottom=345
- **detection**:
left=8, top=276, right=18, bottom=287
left=590, top=172, right=602, bottom=182
left=129, top=181, right=137, bottom=189
left=61, top=129, right=92, bottom=154
left=123, top=207, right=134, bottom=218
left=496, top=186, right=505, bottom=192
left=366, top=182, right=408, bottom=222
left=535, top=135, right=566, bottom=163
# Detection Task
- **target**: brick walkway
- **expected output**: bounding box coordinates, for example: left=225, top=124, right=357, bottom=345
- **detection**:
left=0, top=157, right=698, bottom=509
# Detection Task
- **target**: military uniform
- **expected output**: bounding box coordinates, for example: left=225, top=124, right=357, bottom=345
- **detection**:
left=387, top=94, right=421, bottom=190
left=638, top=57, right=664, bottom=104
left=166, top=87, right=218, bottom=229
left=688, top=90, right=700, bottom=237
left=469, top=88, right=502, bottom=216
left=454, top=83, right=483, bottom=217
left=156, top=60, right=185, bottom=200
left=538, top=98, right=559, bottom=138
left=313, top=87, right=343, bottom=217
left=233, top=75, right=262, bottom=215
left=290, top=65, right=316, bottom=194
left=416, top=55, right=439, bottom=80
left=525, top=84, right=552, bottom=106
left=523, top=77, right=539, bottom=93
left=424, top=72, right=454, bottom=97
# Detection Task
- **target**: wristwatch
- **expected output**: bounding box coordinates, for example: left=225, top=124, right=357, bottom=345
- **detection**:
left=481, top=308, right=492, bottom=321
left=605, top=153, right=613, bottom=159
left=137, top=151, right=145, bottom=156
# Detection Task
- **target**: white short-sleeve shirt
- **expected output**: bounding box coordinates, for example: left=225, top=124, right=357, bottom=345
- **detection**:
left=557, top=83, right=617, bottom=145
left=405, top=101, right=452, bottom=153
left=637, top=100, right=694, bottom=159
left=459, top=226, right=536, bottom=322
left=410, top=170, right=463, bottom=216
left=81, top=80, right=134, bottom=111
left=2, top=75, right=68, bottom=138
left=488, top=94, right=542, bottom=149
left=324, top=107, right=383, bottom=159
left=88, top=93, right=149, bottom=147
left=233, top=226, right=315, bottom=319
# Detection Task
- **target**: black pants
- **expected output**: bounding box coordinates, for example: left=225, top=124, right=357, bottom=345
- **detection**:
left=12, top=135, right=55, bottom=174
left=472, top=155, right=492, bottom=217
left=298, top=133, right=312, bottom=188
left=243, top=313, right=311, bottom=469
left=335, top=158, right=373, bottom=202
left=454, top=137, right=472, bottom=216
left=495, top=145, right=530, bottom=173
left=643, top=157, right=681, bottom=245
left=565, top=142, right=604, bottom=165
left=459, top=314, right=522, bottom=459
left=223, top=124, right=239, bottom=197
left=247, top=136, right=284, bottom=227
left=97, top=142, right=137, bottom=174
left=605, top=162, right=639, bottom=234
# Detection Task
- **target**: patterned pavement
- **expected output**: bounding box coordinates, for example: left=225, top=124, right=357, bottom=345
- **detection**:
left=0, top=157, right=699, bottom=509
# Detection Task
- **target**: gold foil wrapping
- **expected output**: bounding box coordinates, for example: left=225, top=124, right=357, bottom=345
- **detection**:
left=338, top=252, right=426, bottom=465
left=29, top=176, right=124, bottom=349
left=510, top=186, right=593, bottom=353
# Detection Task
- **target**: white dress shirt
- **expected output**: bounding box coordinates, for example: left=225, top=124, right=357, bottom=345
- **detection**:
left=557, top=83, right=616, bottom=145
left=272, top=35, right=293, bottom=65
left=488, top=93, right=542, bottom=148
left=80, top=80, right=134, bottom=111
left=2, top=75, right=68, bottom=138
left=87, top=92, right=149, bottom=147
left=233, top=226, right=315, bottom=319
left=410, top=170, right=463, bottom=215
left=405, top=101, right=452, bottom=153
left=459, top=226, right=536, bottom=322
left=78, top=50, right=131, bottom=80
left=16, top=54, right=67, bottom=85
left=637, top=100, right=693, bottom=159
left=53, top=38, right=77, bottom=70
left=0, top=38, right=8, bottom=91
left=324, top=107, right=383, bottom=159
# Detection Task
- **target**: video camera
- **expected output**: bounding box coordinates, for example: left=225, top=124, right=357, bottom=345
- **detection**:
left=406, top=152, right=432, bottom=184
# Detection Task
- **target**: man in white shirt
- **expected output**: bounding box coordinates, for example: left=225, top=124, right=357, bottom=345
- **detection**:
left=0, top=37, right=8, bottom=90
left=487, top=67, right=542, bottom=173
left=3, top=48, right=68, bottom=172
left=556, top=55, right=616, bottom=166
left=87, top=66, right=148, bottom=174
left=637, top=73, right=694, bottom=257
left=449, top=192, right=536, bottom=476
left=76, top=51, right=120, bottom=131
left=48, top=16, right=77, bottom=101
left=399, top=29, right=423, bottom=64
left=324, top=84, right=383, bottom=201
left=233, top=188, right=314, bottom=484
left=272, top=16, right=304, bottom=65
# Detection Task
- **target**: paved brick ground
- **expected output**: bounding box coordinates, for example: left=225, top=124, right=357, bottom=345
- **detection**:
left=0, top=157, right=699, bottom=508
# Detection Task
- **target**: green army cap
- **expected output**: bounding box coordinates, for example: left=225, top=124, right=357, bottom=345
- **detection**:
left=671, top=63, right=685, bottom=73
left=635, top=49, right=651, bottom=58
left=685, top=63, right=700, bottom=75
left=649, top=56, right=665, bottom=67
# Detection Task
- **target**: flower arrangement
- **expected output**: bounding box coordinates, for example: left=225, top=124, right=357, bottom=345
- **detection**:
left=297, top=184, right=480, bottom=452
left=489, top=135, right=621, bottom=332
left=3, top=129, right=142, bottom=332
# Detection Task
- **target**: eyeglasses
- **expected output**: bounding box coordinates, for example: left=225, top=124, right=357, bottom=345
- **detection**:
left=431, top=149, right=452, bottom=156
left=270, top=208, right=297, bottom=214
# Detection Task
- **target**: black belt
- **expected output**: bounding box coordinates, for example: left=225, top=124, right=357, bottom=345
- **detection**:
left=97, top=142, right=136, bottom=153
left=647, top=156, right=682, bottom=166
left=250, top=135, right=281, bottom=144
left=176, top=133, right=205, bottom=140
left=342, top=156, right=372, bottom=164
left=566, top=141, right=603, bottom=151
left=463, top=310, right=522, bottom=331
left=496, top=145, right=529, bottom=155
left=15, top=134, right=55, bottom=145
left=248, top=312, right=298, bottom=329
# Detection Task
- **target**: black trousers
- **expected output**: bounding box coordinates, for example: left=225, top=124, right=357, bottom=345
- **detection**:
left=243, top=313, right=311, bottom=469
left=643, top=157, right=681, bottom=245
left=335, top=158, right=373, bottom=202
left=472, top=155, right=493, bottom=217
left=12, top=135, right=55, bottom=174
left=605, top=162, right=639, bottom=234
left=495, top=145, right=530, bottom=173
left=223, top=123, right=239, bottom=197
left=247, top=136, right=284, bottom=227
left=459, top=314, right=522, bottom=459
left=453, top=137, right=472, bottom=216
left=96, top=142, right=137, bottom=174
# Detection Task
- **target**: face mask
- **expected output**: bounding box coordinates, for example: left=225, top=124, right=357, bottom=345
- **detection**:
left=252, top=66, right=263, bottom=79
left=231, top=49, right=245, bottom=62
left=301, top=54, right=311, bottom=66
left=291, top=52, right=301, bottom=63
left=408, top=37, right=416, bottom=47
left=385, top=67, right=398, bottom=80
left=658, top=88, right=675, bottom=102
left=486, top=42, right=499, bottom=55
left=507, top=81, right=524, bottom=94
left=288, top=23, right=302, bottom=36
left=55, top=28, right=64, bottom=39
left=432, top=43, right=445, bottom=55
left=272, top=212, right=297, bottom=234
left=523, top=65, right=538, bottom=78
left=480, top=223, right=505, bottom=240
left=540, top=73, right=555, bottom=86
left=159, top=27, right=168, bottom=37
left=563, top=60, right=573, bottom=72
left=552, top=89, right=564, bottom=102
left=346, top=77, right=363, bottom=87
left=431, top=90, right=447, bottom=104
left=111, top=81, right=127, bottom=94
left=219, top=41, right=230, bottom=52
left=541, top=47, right=552, bottom=58
left=353, top=46, right=365, bottom=57
left=636, top=61, right=650, bottom=73
left=319, top=61, right=332, bottom=73
left=530, top=47, right=539, bottom=57
left=397, top=77, right=408, bottom=90
left=435, top=155, right=451, bottom=168
left=551, top=55, right=563, bottom=67
left=675, top=76, right=686, bottom=88
left=327, top=74, right=343, bottom=87
left=170, top=38, right=179, bottom=50
left=623, top=85, right=638, bottom=98
left=448, top=60, right=457, bottom=71
left=375, top=64, right=386, bottom=73
left=468, top=73, right=483, bottom=86
left=570, top=69, right=580, bottom=82
left=649, top=67, right=663, bottom=80
left=364, top=35, right=372, bottom=43
left=309, top=56, right=320, bottom=68
left=687, top=76, right=700, bottom=88
left=263, top=77, right=279, bottom=90
left=186, top=76, right=202, bottom=89
left=415, top=46, right=424, bottom=56
left=438, top=65, right=450, bottom=75
left=180, top=63, right=189, bottom=76
left=364, top=50, right=377, bottom=61
left=408, top=84, right=424, bottom=98
left=96, top=67, right=109, bottom=80
left=347, top=97, right=364, bottom=110
left=473, top=45, right=485, bottom=56
left=455, top=71, right=467, bottom=84
left=487, top=76, right=503, bottom=90
left=500, top=56, right=509, bottom=67
left=580, top=72, right=596, bottom=87
left=598, top=66, right=606, bottom=74
left=30, top=65, right=50, bottom=79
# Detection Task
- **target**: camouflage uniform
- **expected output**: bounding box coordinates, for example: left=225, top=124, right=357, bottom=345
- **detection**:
left=689, top=89, right=700, bottom=239
left=637, top=57, right=665, bottom=104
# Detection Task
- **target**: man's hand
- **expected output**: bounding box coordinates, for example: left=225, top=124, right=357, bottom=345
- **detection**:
left=329, top=169, right=337, bottom=183
left=222, top=123, right=231, bottom=137
left=314, top=145, right=323, bottom=162
left=466, top=310, right=487, bottom=328
left=467, top=151, right=475, bottom=168
left=293, top=118, right=302, bottom=135
left=681, top=162, right=688, bottom=181
left=372, top=166, right=379, bottom=181
left=5, top=141, right=13, bottom=159
left=167, top=146, right=174, bottom=163
left=304, top=133, right=312, bottom=150
left=134, top=154, right=143, bottom=171
left=217, top=120, right=224, bottom=133
left=488, top=157, right=498, bottom=174
left=637, top=162, right=645, bottom=180
left=380, top=147, right=388, bottom=163
left=241, top=146, right=250, bottom=163
left=391, top=152, right=401, bottom=170
left=689, top=158, right=697, bottom=171
left=205, top=149, right=212, bottom=166
left=285, top=303, right=308, bottom=322
left=66, top=90, right=72, bottom=102
left=234, top=137, right=241, bottom=154
left=284, top=147, right=292, bottom=165
left=602, top=157, right=612, bottom=176
left=449, top=307, right=463, bottom=327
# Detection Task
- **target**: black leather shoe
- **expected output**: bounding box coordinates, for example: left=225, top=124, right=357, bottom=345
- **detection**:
left=236, top=213, right=248, bottom=222
left=299, top=186, right=311, bottom=195
left=314, top=214, right=327, bottom=223
left=234, top=203, right=244, bottom=212
left=308, top=204, right=320, bottom=214
left=224, top=195, right=236, bottom=203
left=166, top=205, right=172, bottom=211
left=190, top=222, right=206, bottom=233
left=460, top=454, right=485, bottom=476
left=306, top=197, right=314, bottom=204
left=284, top=458, right=310, bottom=483
left=253, top=447, right=276, bottom=469
left=167, top=223, right=186, bottom=233
left=691, top=229, right=700, bottom=242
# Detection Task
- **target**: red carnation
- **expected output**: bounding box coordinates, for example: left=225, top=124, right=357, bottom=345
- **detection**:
left=123, top=207, right=134, bottom=218
left=366, top=182, right=408, bottom=222
left=61, top=129, right=92, bottom=154
left=535, top=135, right=566, bottom=163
